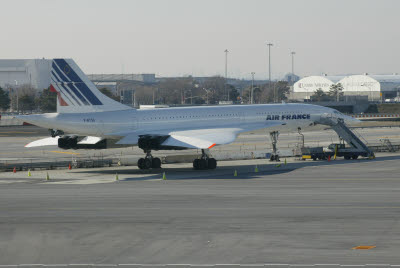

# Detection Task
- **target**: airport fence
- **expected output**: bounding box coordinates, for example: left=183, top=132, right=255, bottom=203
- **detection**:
left=0, top=158, right=113, bottom=172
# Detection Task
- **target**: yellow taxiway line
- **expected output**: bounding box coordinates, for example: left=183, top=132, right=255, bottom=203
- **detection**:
left=50, top=151, right=80, bottom=155
left=0, top=131, right=38, bottom=134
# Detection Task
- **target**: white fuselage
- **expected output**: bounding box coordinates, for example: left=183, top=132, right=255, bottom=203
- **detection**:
left=21, top=103, right=357, bottom=141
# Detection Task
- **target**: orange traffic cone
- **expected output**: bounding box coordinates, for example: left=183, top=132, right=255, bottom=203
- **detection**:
left=13, top=167, right=16, bottom=173
left=68, top=163, right=72, bottom=170
left=328, top=155, right=331, bottom=162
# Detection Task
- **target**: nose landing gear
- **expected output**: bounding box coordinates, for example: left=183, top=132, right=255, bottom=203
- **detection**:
left=193, top=149, right=217, bottom=170
left=138, top=150, right=161, bottom=170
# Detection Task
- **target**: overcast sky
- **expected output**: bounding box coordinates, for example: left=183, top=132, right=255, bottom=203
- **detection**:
left=1, top=0, right=399, bottom=79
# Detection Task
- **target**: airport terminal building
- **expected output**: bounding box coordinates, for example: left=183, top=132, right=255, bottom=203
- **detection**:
left=289, top=74, right=400, bottom=102
left=0, top=59, right=51, bottom=89
left=0, top=59, right=156, bottom=93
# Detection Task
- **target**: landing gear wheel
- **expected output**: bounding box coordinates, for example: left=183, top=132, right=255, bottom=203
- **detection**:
left=193, top=159, right=200, bottom=170
left=152, top=157, right=161, bottom=168
left=193, top=150, right=217, bottom=170
left=352, top=155, right=358, bottom=160
left=138, top=158, right=145, bottom=169
left=144, top=158, right=152, bottom=169
left=208, top=158, right=217, bottom=169
left=270, top=155, right=280, bottom=161
left=199, top=159, right=207, bottom=170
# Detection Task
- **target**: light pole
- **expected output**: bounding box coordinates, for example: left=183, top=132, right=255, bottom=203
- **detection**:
left=224, top=49, right=229, bottom=101
left=14, top=80, right=18, bottom=113
left=291, top=51, right=296, bottom=74
left=251, top=72, right=255, bottom=104
left=266, top=43, right=273, bottom=102
left=203, top=88, right=210, bottom=105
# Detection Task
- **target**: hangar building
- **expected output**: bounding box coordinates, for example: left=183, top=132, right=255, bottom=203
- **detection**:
left=0, top=59, right=156, bottom=93
left=0, top=59, right=51, bottom=89
left=290, top=74, right=400, bottom=101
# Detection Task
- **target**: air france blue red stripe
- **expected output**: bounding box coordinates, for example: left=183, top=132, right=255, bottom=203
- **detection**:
left=53, top=59, right=103, bottom=106
left=64, top=83, right=90, bottom=106
left=59, top=83, right=82, bottom=106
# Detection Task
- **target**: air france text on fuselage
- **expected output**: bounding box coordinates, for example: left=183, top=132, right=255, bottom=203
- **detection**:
left=266, top=114, right=311, bottom=120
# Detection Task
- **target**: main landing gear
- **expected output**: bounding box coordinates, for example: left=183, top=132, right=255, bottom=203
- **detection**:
left=49, top=129, right=64, bottom=138
left=138, top=150, right=161, bottom=170
left=269, top=131, right=280, bottom=161
left=193, top=149, right=217, bottom=170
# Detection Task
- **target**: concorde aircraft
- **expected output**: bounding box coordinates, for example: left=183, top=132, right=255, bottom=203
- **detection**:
left=19, top=59, right=359, bottom=170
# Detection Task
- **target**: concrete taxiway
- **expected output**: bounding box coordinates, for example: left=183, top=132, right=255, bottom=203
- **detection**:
left=0, top=154, right=400, bottom=266
left=2, top=124, right=400, bottom=168
left=1, top=124, right=400, bottom=266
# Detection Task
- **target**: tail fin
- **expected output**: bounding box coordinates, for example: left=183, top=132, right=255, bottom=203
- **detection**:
left=50, top=58, right=131, bottom=113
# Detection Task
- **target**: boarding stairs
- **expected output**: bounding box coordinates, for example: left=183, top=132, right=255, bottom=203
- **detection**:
left=380, top=138, right=395, bottom=152
left=318, top=114, right=374, bottom=157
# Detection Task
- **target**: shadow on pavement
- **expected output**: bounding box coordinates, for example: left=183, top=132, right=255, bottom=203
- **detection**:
left=67, top=154, right=400, bottom=181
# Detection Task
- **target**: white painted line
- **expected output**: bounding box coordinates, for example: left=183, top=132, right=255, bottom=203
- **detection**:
left=239, top=265, right=265, bottom=267
left=133, top=265, right=164, bottom=267
left=0, top=264, right=399, bottom=267
left=183, top=265, right=213, bottom=267
left=165, top=265, right=192, bottom=266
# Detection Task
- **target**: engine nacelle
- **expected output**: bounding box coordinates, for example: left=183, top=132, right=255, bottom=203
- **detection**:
left=138, top=135, right=185, bottom=150
left=58, top=136, right=107, bottom=150
left=58, top=135, right=78, bottom=149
